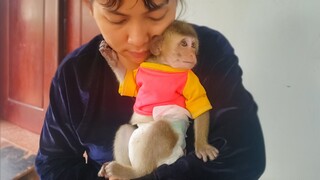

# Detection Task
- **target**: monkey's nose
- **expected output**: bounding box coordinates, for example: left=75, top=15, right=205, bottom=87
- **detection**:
left=190, top=53, right=196, bottom=59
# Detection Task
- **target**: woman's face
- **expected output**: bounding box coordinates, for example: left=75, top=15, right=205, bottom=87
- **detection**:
left=91, top=0, right=177, bottom=70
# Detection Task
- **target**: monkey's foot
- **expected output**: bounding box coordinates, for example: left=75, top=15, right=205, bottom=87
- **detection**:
left=97, top=161, right=110, bottom=178
left=98, top=161, right=134, bottom=180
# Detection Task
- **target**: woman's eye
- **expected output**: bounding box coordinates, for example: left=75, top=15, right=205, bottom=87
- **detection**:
left=102, top=10, right=127, bottom=25
left=148, top=9, right=168, bottom=21
left=149, top=14, right=165, bottom=21
left=108, top=19, right=127, bottom=25
left=104, top=15, right=127, bottom=24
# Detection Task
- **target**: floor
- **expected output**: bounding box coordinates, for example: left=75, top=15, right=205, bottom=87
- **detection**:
left=0, top=120, right=40, bottom=180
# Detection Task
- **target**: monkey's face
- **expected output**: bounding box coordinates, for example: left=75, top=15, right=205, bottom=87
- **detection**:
left=162, top=35, right=198, bottom=70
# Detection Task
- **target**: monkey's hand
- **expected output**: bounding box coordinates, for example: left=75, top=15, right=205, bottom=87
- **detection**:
left=195, top=142, right=219, bottom=162
left=98, top=161, right=130, bottom=180
left=99, top=40, right=119, bottom=67
left=99, top=40, right=126, bottom=83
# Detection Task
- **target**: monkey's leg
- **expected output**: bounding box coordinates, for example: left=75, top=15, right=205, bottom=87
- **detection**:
left=98, top=124, right=136, bottom=178
left=113, top=124, right=135, bottom=165
left=128, top=120, right=179, bottom=178
left=104, top=120, right=179, bottom=179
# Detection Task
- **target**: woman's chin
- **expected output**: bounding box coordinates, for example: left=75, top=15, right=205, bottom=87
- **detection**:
left=123, top=59, right=143, bottom=70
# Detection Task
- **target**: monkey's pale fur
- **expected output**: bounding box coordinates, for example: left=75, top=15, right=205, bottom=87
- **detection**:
left=98, top=20, right=219, bottom=179
left=115, top=121, right=178, bottom=178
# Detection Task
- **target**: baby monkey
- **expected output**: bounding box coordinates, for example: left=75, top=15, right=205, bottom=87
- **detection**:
left=98, top=20, right=219, bottom=179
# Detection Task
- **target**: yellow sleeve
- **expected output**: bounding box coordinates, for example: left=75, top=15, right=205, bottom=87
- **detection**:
left=118, top=70, right=138, bottom=97
left=183, top=71, right=212, bottom=119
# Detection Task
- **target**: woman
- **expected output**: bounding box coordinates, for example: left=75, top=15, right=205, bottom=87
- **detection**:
left=35, top=0, right=266, bottom=179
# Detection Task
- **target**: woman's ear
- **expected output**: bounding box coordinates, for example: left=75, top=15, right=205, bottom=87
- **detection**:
left=150, top=35, right=164, bottom=56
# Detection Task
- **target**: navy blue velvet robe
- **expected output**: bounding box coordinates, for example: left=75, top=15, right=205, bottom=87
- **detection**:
left=35, top=24, right=266, bottom=180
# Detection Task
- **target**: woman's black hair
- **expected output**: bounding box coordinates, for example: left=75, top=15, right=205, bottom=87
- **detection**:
left=90, top=0, right=185, bottom=13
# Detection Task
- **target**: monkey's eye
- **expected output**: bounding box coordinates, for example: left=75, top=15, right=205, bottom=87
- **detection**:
left=191, top=42, right=196, bottom=48
left=180, top=40, right=188, bottom=47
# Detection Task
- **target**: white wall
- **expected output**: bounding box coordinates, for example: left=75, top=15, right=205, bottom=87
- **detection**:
left=182, top=0, right=320, bottom=179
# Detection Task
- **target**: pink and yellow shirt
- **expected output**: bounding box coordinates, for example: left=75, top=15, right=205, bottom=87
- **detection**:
left=119, top=62, right=212, bottom=119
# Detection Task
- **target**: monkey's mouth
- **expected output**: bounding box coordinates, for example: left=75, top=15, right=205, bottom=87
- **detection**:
left=182, top=61, right=195, bottom=64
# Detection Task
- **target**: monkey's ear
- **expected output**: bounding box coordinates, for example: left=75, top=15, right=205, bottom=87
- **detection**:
left=150, top=35, right=164, bottom=56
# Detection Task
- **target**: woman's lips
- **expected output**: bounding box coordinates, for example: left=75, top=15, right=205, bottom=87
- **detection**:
left=129, top=51, right=149, bottom=60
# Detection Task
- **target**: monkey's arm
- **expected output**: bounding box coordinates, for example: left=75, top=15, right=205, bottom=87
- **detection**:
left=183, top=71, right=219, bottom=161
left=194, top=112, right=219, bottom=162
left=99, top=40, right=138, bottom=97
left=99, top=40, right=126, bottom=83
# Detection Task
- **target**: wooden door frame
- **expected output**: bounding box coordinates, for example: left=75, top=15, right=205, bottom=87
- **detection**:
left=0, top=0, right=98, bottom=134
left=0, top=0, right=65, bottom=134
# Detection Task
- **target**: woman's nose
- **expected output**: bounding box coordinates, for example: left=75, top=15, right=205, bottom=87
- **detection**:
left=127, top=23, right=149, bottom=47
